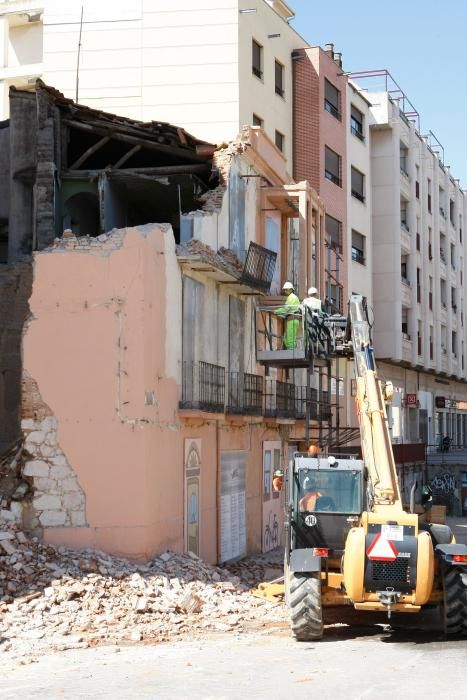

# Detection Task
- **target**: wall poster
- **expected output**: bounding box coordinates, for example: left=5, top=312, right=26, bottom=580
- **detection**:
left=220, top=450, right=246, bottom=562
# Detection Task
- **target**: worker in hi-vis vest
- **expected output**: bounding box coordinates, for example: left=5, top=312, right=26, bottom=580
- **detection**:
left=276, top=281, right=301, bottom=349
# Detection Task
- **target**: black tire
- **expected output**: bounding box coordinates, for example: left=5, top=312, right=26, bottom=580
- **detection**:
left=441, top=564, right=467, bottom=636
left=288, top=571, right=323, bottom=640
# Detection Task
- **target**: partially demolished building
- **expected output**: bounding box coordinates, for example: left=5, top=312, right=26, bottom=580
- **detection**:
left=0, top=83, right=327, bottom=561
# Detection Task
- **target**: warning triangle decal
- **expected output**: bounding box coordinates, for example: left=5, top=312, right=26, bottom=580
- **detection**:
left=366, top=532, right=398, bottom=561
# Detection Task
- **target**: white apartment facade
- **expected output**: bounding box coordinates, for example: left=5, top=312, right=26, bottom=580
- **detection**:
left=367, top=87, right=467, bottom=447
left=0, top=0, right=309, bottom=169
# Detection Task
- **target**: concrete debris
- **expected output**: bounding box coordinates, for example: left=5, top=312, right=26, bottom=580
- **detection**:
left=0, top=520, right=285, bottom=666
left=176, top=239, right=244, bottom=279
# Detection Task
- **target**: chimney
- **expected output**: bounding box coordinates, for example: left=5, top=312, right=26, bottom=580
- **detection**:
left=333, top=52, right=343, bottom=69
left=324, top=43, right=334, bottom=58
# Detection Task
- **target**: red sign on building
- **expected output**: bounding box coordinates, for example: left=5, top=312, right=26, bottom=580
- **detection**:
left=406, top=393, right=417, bottom=406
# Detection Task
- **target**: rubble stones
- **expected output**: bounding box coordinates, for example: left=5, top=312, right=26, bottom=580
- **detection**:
left=21, top=417, right=87, bottom=528
left=0, top=519, right=285, bottom=667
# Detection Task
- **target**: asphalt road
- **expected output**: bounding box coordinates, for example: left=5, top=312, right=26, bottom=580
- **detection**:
left=1, top=605, right=466, bottom=700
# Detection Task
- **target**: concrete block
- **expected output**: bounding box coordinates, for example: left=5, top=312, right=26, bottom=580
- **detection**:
left=63, top=492, right=84, bottom=509
left=71, top=511, right=87, bottom=527
left=34, top=477, right=57, bottom=492
left=21, top=419, right=36, bottom=430
left=62, top=478, right=79, bottom=492
left=51, top=454, right=68, bottom=467
left=39, top=510, right=67, bottom=527
left=23, top=460, right=49, bottom=477
left=39, top=444, right=55, bottom=458
left=25, top=431, right=45, bottom=445
left=50, top=465, right=71, bottom=480
left=33, top=494, right=62, bottom=510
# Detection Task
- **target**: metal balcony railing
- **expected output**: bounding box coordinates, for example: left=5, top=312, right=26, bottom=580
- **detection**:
left=226, top=371, right=263, bottom=415
left=180, top=361, right=225, bottom=413
left=264, top=379, right=295, bottom=418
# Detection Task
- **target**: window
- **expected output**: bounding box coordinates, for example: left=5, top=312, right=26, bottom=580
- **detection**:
left=252, top=113, right=263, bottom=128
left=350, top=105, right=364, bottom=140
left=440, top=233, right=446, bottom=263
left=252, top=39, right=263, bottom=79
left=417, top=267, right=421, bottom=302
left=400, top=143, right=408, bottom=176
left=324, top=79, right=341, bottom=120
left=325, top=214, right=342, bottom=251
left=351, top=167, right=365, bottom=202
left=400, top=199, right=409, bottom=231
left=275, top=60, right=284, bottom=97
left=428, top=227, right=432, bottom=259
left=275, top=130, right=284, bottom=152
left=452, top=331, right=457, bottom=356
left=427, top=178, right=432, bottom=212
left=415, top=165, right=420, bottom=198
left=450, top=199, right=455, bottom=225
left=451, top=287, right=457, bottom=310
left=429, top=276, right=433, bottom=310
left=451, top=243, right=456, bottom=270
left=401, top=256, right=408, bottom=283
left=351, top=230, right=365, bottom=265
left=440, top=279, right=447, bottom=308
left=401, top=307, right=409, bottom=337
left=324, top=146, right=341, bottom=186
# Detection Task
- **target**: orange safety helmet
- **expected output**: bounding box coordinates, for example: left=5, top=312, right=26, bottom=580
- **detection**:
left=307, top=444, right=319, bottom=456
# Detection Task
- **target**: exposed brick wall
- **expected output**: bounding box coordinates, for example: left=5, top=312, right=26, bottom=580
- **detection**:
left=292, top=49, right=320, bottom=191
left=293, top=47, right=349, bottom=307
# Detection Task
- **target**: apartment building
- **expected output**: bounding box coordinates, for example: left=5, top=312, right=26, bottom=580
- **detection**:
left=357, top=72, right=467, bottom=451
left=0, top=0, right=308, bottom=169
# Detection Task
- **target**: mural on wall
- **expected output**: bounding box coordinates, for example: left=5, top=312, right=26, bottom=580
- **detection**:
left=262, top=441, right=281, bottom=553
left=184, top=439, right=201, bottom=556
left=220, top=451, right=246, bottom=563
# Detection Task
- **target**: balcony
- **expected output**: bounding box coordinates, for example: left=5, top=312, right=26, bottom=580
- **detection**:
left=226, top=371, right=263, bottom=415
left=177, top=240, right=277, bottom=294
left=180, top=361, right=225, bottom=413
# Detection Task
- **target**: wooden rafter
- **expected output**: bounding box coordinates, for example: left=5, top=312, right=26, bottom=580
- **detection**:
left=69, top=135, right=110, bottom=169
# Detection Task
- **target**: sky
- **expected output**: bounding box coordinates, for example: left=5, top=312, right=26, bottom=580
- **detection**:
left=289, top=0, right=467, bottom=187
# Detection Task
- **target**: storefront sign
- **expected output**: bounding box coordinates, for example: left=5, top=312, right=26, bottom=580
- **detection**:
left=406, top=393, right=417, bottom=406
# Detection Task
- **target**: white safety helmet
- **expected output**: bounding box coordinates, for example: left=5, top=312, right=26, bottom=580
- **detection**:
left=282, top=281, right=294, bottom=291
left=307, top=287, right=318, bottom=296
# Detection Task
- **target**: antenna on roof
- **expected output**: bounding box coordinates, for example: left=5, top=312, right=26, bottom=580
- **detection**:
left=75, top=6, right=84, bottom=103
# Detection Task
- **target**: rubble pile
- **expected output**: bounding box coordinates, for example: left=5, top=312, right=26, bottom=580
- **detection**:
left=0, top=522, right=285, bottom=664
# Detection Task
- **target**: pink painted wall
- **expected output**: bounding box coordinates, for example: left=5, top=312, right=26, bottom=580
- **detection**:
left=23, top=224, right=286, bottom=563
left=24, top=225, right=186, bottom=559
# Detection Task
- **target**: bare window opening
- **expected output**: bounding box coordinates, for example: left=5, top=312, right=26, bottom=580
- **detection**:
left=252, top=40, right=263, bottom=79
left=275, top=60, right=284, bottom=97
left=62, top=191, right=100, bottom=237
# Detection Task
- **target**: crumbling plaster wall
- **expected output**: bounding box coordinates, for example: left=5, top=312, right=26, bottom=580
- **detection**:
left=22, top=224, right=184, bottom=559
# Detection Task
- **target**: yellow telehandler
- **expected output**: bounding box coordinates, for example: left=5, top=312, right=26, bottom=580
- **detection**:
left=277, top=294, right=467, bottom=640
